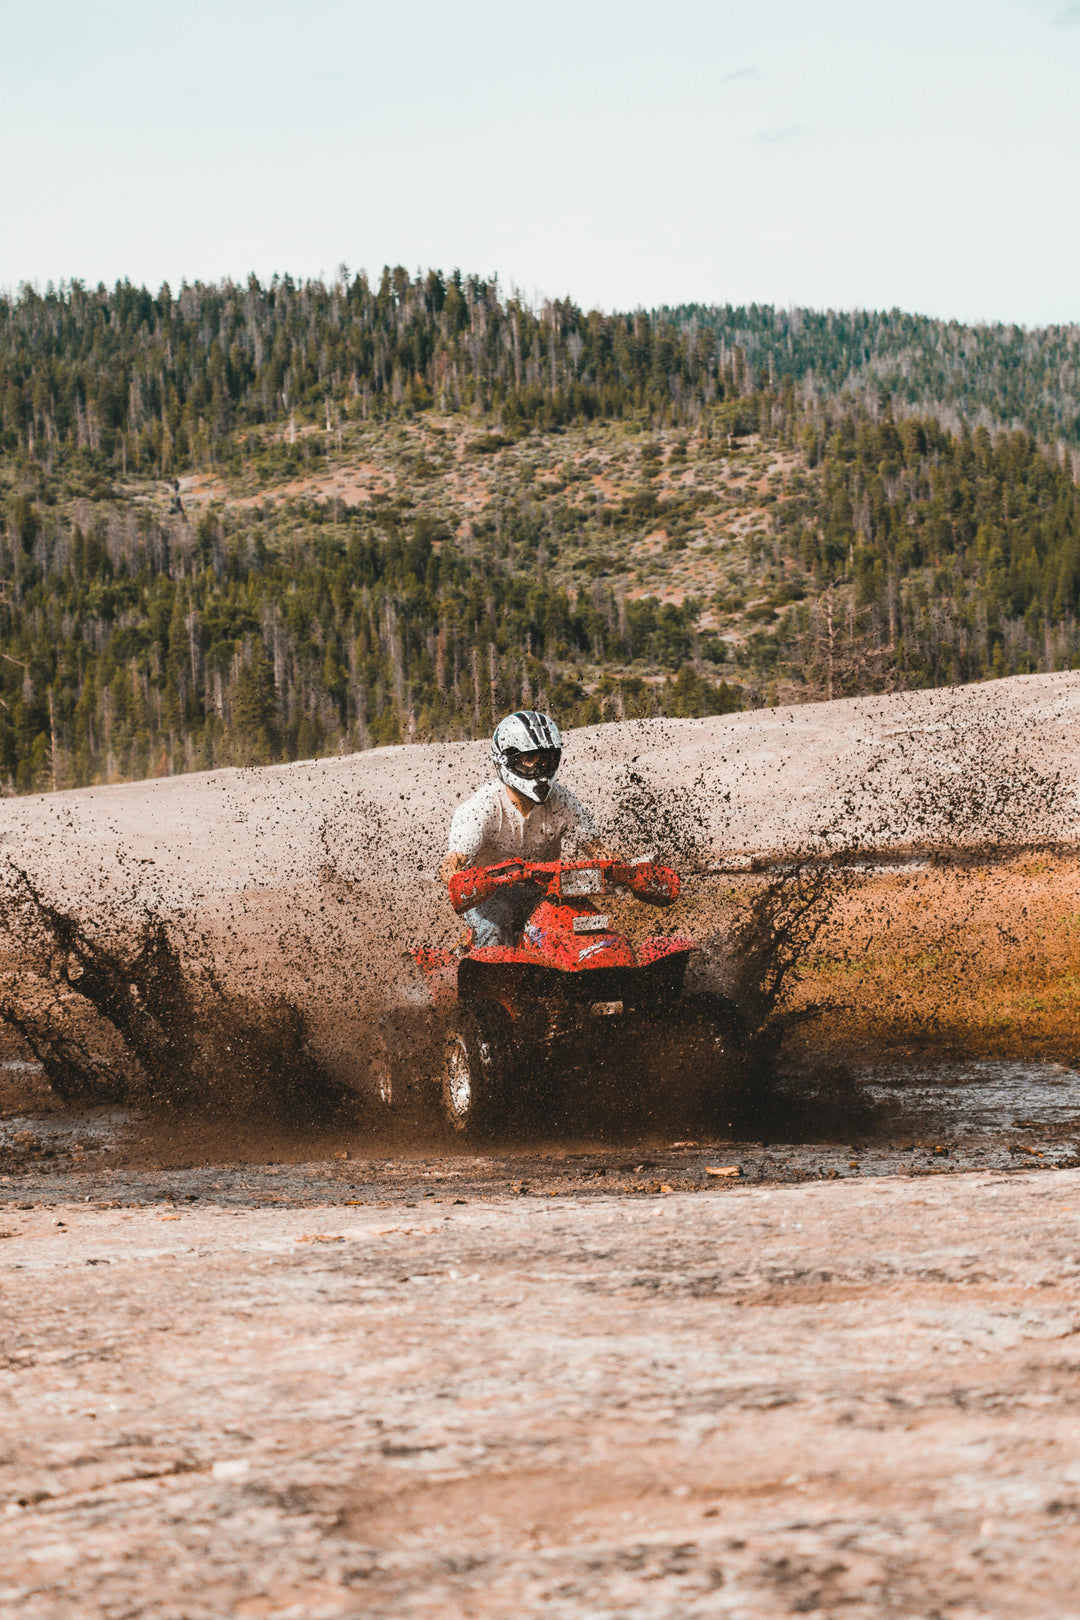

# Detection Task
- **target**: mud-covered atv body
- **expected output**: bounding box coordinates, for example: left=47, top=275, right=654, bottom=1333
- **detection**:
left=378, top=857, right=744, bottom=1137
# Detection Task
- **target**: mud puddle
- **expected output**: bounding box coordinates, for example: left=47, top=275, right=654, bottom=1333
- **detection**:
left=864, top=1057, right=1080, bottom=1132
left=3, top=1055, right=1079, bottom=1208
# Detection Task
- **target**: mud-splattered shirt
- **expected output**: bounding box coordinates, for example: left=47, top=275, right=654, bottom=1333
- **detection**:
left=448, top=780, right=595, bottom=869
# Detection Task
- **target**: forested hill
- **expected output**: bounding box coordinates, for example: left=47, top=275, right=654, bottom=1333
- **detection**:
left=0, top=270, right=736, bottom=469
left=664, top=304, right=1080, bottom=452
left=0, top=267, right=1079, bottom=795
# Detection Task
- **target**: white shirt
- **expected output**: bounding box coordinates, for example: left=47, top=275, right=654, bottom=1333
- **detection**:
left=448, top=779, right=595, bottom=869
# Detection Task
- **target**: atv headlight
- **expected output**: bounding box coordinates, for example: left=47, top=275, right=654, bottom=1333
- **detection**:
left=560, top=867, right=604, bottom=898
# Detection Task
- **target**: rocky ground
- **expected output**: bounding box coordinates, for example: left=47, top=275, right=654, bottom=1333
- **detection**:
left=3, top=1161, right=1080, bottom=1619
left=169, top=414, right=802, bottom=634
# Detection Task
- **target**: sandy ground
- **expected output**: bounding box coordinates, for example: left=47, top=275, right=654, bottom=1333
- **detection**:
left=3, top=1168, right=1080, bottom=1618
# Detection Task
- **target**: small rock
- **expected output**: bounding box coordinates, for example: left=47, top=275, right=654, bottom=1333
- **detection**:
left=211, top=1459, right=250, bottom=1482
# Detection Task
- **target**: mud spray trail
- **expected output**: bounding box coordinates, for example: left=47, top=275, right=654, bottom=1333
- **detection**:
left=2, top=678, right=1080, bottom=1617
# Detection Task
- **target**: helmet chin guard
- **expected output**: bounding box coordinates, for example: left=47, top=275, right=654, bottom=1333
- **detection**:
left=491, top=711, right=563, bottom=805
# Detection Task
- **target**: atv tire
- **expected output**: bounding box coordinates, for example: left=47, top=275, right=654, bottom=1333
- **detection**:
left=370, top=1025, right=401, bottom=1111
left=440, top=1002, right=513, bottom=1137
left=370, top=1008, right=439, bottom=1124
left=678, top=991, right=765, bottom=1132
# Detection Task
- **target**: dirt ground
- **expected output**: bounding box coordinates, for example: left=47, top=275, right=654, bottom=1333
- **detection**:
left=3, top=1164, right=1080, bottom=1619
left=786, top=852, right=1080, bottom=1060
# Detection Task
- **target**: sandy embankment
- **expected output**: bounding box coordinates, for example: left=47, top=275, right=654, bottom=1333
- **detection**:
left=0, top=670, right=1077, bottom=1083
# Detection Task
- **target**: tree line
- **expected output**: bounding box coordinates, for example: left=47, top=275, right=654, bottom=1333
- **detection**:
left=745, top=407, right=1080, bottom=698
left=1, top=269, right=761, bottom=479
left=0, top=496, right=739, bottom=793
left=665, top=302, right=1080, bottom=453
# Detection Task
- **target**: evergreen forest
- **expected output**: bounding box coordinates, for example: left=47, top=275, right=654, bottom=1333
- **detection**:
left=1, top=266, right=1079, bottom=793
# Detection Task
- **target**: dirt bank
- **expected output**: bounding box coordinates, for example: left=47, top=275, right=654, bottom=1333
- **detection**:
left=3, top=673, right=1077, bottom=891
left=3, top=1169, right=1080, bottom=1618
left=781, top=851, right=1080, bottom=1060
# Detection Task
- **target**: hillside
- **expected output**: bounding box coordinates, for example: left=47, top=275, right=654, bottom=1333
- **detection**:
left=2, top=270, right=1080, bottom=791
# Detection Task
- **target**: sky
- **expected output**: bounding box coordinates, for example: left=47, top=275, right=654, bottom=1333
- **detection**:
left=2, top=0, right=1078, bottom=326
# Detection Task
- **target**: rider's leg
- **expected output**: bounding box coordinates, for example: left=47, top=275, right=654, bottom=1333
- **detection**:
left=506, top=880, right=545, bottom=937
left=461, top=882, right=544, bottom=947
left=460, top=888, right=520, bottom=947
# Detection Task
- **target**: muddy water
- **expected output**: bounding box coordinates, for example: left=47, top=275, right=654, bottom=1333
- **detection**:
left=864, top=1058, right=1080, bottom=1132
left=3, top=1056, right=1078, bottom=1210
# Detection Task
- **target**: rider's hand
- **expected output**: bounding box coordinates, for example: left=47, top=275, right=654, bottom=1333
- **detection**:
left=440, top=850, right=468, bottom=887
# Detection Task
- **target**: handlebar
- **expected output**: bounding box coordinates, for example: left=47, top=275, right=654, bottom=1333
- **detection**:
left=447, top=857, right=680, bottom=914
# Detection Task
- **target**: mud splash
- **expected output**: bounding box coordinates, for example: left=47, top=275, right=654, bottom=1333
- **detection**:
left=0, top=861, right=349, bottom=1125
left=0, top=838, right=861, bottom=1143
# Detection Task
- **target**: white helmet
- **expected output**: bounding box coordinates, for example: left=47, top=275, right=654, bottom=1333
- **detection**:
left=491, top=711, right=563, bottom=805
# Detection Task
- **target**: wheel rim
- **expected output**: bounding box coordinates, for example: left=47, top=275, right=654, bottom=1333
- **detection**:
left=371, top=1040, right=393, bottom=1108
left=445, top=1035, right=473, bottom=1120
left=446, top=1030, right=476, bottom=1121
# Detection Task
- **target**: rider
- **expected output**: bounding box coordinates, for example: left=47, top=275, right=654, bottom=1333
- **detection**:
left=440, top=710, right=603, bottom=947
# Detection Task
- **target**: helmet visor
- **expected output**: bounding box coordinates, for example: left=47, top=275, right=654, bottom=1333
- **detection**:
left=506, top=746, right=561, bottom=782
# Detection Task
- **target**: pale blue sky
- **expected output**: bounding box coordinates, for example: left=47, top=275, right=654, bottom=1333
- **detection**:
left=2, top=0, right=1078, bottom=323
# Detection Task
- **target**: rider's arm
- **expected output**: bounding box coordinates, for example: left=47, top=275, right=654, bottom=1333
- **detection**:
left=439, top=850, right=468, bottom=887
left=444, top=787, right=494, bottom=888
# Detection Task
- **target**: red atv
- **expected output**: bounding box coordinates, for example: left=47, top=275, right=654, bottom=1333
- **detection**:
left=373, top=856, right=744, bottom=1137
